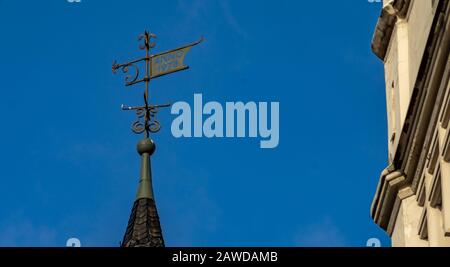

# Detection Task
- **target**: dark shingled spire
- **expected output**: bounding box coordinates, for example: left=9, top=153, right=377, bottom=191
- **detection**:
left=122, top=198, right=164, bottom=247
left=121, top=138, right=165, bottom=247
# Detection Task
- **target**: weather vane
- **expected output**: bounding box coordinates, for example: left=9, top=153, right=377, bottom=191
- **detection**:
left=112, top=30, right=203, bottom=137
left=112, top=30, right=203, bottom=247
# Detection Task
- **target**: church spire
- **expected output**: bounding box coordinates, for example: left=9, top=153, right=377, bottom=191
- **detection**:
left=112, top=29, right=202, bottom=248
left=121, top=138, right=164, bottom=247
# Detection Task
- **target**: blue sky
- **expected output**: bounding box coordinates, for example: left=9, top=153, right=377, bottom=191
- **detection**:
left=0, top=0, right=390, bottom=246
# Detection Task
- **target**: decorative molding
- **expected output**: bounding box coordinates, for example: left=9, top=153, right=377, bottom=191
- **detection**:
left=371, top=0, right=412, bottom=60
left=384, top=0, right=411, bottom=19
left=372, top=10, right=397, bottom=60
left=429, top=166, right=443, bottom=207
left=418, top=207, right=428, bottom=240
left=371, top=170, right=405, bottom=230
left=443, top=119, right=450, bottom=161
left=417, top=177, right=426, bottom=207
left=427, top=133, right=440, bottom=174
left=439, top=80, right=450, bottom=129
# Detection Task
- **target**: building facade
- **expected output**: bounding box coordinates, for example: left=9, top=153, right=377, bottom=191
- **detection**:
left=371, top=0, right=450, bottom=246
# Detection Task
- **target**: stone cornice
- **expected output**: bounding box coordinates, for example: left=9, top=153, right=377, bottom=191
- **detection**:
left=371, top=0, right=411, bottom=60
left=371, top=169, right=405, bottom=230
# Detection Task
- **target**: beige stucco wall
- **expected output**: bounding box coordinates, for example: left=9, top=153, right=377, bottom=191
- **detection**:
left=391, top=196, right=429, bottom=247
left=384, top=29, right=400, bottom=160
left=407, top=0, right=435, bottom=91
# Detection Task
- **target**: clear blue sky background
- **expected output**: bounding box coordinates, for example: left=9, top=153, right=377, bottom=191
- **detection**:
left=0, top=0, right=390, bottom=246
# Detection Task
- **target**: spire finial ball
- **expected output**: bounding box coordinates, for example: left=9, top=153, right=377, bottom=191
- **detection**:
left=137, top=138, right=156, bottom=155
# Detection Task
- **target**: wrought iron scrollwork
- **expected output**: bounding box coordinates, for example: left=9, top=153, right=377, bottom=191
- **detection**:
left=131, top=108, right=146, bottom=134
left=122, top=103, right=171, bottom=136
left=139, top=31, right=157, bottom=50
left=113, top=30, right=186, bottom=137
left=148, top=106, right=161, bottom=133
left=112, top=60, right=143, bottom=86
left=111, top=31, right=156, bottom=86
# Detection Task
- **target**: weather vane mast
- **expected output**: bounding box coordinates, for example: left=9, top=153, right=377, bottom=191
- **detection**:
left=112, top=30, right=203, bottom=137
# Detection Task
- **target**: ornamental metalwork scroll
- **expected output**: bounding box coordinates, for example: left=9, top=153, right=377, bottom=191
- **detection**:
left=112, top=30, right=203, bottom=137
